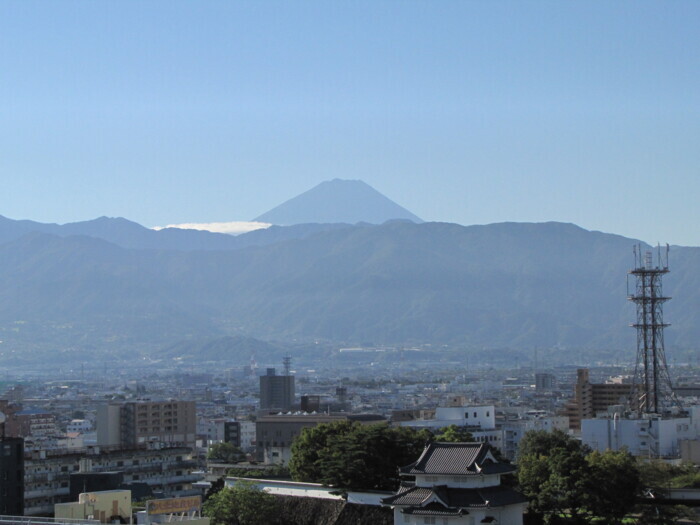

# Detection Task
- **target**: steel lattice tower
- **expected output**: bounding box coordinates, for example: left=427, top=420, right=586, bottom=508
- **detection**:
left=628, top=244, right=680, bottom=414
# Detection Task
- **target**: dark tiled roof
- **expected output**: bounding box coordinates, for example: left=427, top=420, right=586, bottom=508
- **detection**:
left=401, top=503, right=467, bottom=517
left=400, top=442, right=515, bottom=476
left=382, top=485, right=527, bottom=509
left=382, top=486, right=436, bottom=506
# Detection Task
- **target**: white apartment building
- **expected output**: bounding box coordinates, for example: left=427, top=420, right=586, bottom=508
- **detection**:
left=582, top=406, right=700, bottom=458
left=397, top=405, right=503, bottom=450
left=502, top=413, right=570, bottom=460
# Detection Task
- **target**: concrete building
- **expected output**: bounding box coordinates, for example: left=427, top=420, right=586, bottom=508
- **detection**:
left=238, top=420, right=256, bottom=453
left=55, top=489, right=209, bottom=525
left=382, top=442, right=528, bottom=524
left=582, top=406, right=700, bottom=458
left=259, top=368, right=295, bottom=411
left=55, top=489, right=132, bottom=523
left=561, top=369, right=632, bottom=431
left=502, top=413, right=570, bottom=460
left=66, top=420, right=92, bottom=434
left=256, top=413, right=346, bottom=464
left=199, top=417, right=244, bottom=450
left=24, top=445, right=200, bottom=516
left=535, top=372, right=556, bottom=391
left=6, top=408, right=59, bottom=439
left=97, top=400, right=196, bottom=448
left=680, top=439, right=700, bottom=464
left=256, top=413, right=386, bottom=464
left=397, top=405, right=504, bottom=451
left=0, top=436, right=24, bottom=515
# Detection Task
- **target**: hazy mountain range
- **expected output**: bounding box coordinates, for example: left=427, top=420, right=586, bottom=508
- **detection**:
left=1, top=181, right=697, bottom=366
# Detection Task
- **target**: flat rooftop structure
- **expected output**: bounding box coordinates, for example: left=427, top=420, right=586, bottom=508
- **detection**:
left=0, top=517, right=99, bottom=525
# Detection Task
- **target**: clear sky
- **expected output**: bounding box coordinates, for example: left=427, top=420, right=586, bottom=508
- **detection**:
left=1, top=1, right=699, bottom=244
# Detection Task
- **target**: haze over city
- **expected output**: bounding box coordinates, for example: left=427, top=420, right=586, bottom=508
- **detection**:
left=2, top=1, right=699, bottom=244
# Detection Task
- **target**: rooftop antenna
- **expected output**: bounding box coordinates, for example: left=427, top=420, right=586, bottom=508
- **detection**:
left=283, top=355, right=292, bottom=376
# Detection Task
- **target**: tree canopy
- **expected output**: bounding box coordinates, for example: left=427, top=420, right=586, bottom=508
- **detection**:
left=289, top=421, right=432, bottom=491
left=203, top=482, right=279, bottom=525
left=432, top=424, right=474, bottom=442
left=517, top=430, right=641, bottom=525
left=208, top=442, right=246, bottom=463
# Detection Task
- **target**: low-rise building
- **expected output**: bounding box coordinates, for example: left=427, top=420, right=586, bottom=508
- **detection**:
left=382, top=442, right=528, bottom=524
left=397, top=405, right=504, bottom=451
left=256, top=413, right=385, bottom=464
left=582, top=407, right=699, bottom=458
left=24, top=445, right=200, bottom=516
left=502, top=413, right=569, bottom=460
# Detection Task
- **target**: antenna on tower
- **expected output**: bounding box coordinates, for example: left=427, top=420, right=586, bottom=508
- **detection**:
left=628, top=243, right=681, bottom=414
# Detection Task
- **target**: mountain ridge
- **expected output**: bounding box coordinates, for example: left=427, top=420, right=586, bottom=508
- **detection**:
left=0, top=220, right=697, bottom=366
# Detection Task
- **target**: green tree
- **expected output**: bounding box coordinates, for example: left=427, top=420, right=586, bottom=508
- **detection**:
left=636, top=460, right=696, bottom=524
left=518, top=431, right=647, bottom=524
left=584, top=449, right=640, bottom=524
left=203, top=483, right=279, bottom=525
left=517, top=430, right=592, bottom=524
left=433, top=424, right=474, bottom=442
left=208, top=442, right=245, bottom=463
left=289, top=421, right=431, bottom=490
left=521, top=447, right=591, bottom=523
left=517, top=428, right=584, bottom=460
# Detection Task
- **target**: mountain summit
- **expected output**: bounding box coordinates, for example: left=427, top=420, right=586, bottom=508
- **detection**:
left=253, top=179, right=423, bottom=225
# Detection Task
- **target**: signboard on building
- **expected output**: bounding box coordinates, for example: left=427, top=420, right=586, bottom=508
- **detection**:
left=147, top=496, right=202, bottom=515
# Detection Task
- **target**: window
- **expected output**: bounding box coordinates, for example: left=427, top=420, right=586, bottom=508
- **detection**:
left=423, top=518, right=436, bottom=525
left=474, top=412, right=477, bottom=418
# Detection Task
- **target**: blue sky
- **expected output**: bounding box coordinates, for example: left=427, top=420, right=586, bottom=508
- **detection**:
left=1, top=1, right=699, bottom=244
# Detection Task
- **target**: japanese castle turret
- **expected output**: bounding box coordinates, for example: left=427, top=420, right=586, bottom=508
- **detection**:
left=382, top=442, right=527, bottom=525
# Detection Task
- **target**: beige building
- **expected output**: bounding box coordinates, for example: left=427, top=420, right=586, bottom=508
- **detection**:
left=561, top=369, right=632, bottom=431
left=55, top=490, right=132, bottom=523
left=97, top=400, right=196, bottom=448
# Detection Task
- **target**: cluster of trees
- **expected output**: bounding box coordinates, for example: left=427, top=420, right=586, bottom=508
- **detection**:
left=517, top=430, right=639, bottom=524
left=288, top=420, right=432, bottom=490
left=204, top=423, right=697, bottom=525
left=203, top=482, right=279, bottom=525
left=518, top=430, right=700, bottom=524
left=204, top=422, right=476, bottom=524
left=207, top=442, right=246, bottom=463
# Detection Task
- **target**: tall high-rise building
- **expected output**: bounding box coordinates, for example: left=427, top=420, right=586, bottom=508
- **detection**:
left=260, top=368, right=295, bottom=411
